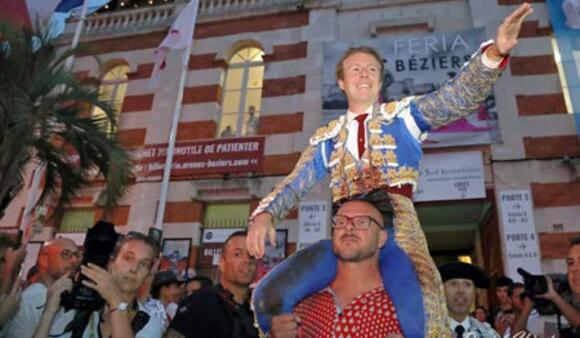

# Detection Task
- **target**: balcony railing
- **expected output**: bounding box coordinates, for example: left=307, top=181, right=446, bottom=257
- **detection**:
left=63, top=0, right=303, bottom=40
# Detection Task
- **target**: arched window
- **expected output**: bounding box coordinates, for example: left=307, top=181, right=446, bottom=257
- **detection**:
left=219, top=47, right=264, bottom=138
left=93, top=64, right=129, bottom=133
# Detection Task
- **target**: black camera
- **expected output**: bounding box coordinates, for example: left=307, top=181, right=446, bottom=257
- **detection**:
left=61, top=220, right=119, bottom=312
left=517, top=267, right=571, bottom=315
left=517, top=267, right=548, bottom=296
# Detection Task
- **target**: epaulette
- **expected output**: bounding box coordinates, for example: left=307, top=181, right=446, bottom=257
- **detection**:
left=309, top=116, right=346, bottom=146
left=379, top=97, right=416, bottom=121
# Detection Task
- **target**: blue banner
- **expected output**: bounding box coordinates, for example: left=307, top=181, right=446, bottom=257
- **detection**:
left=547, top=0, right=580, bottom=139
left=54, top=0, right=84, bottom=13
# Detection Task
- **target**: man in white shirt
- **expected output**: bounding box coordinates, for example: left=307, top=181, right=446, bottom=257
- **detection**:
left=440, top=262, right=501, bottom=338
left=3, top=237, right=80, bottom=338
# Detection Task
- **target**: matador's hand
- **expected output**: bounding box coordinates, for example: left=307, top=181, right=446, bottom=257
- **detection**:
left=247, top=213, right=276, bottom=259
left=494, top=3, right=534, bottom=56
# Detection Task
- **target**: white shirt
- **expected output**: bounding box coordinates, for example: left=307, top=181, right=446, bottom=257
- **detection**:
left=502, top=309, right=542, bottom=337
left=48, top=302, right=164, bottom=338
left=3, top=283, right=47, bottom=338
left=345, top=106, right=373, bottom=160
left=449, top=316, right=472, bottom=335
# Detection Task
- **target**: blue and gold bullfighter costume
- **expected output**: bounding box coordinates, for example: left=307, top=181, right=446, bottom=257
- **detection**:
left=251, top=42, right=506, bottom=338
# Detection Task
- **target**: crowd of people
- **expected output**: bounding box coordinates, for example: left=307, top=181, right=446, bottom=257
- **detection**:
left=0, top=205, right=578, bottom=338
left=0, top=229, right=260, bottom=338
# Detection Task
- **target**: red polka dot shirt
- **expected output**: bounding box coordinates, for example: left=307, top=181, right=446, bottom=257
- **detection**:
left=294, top=286, right=402, bottom=338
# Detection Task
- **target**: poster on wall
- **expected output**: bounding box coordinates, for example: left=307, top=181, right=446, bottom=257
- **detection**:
left=547, top=0, right=580, bottom=139
left=160, top=238, right=192, bottom=279
left=199, top=228, right=244, bottom=268
left=254, top=230, right=288, bottom=281
left=322, top=28, right=501, bottom=148
left=498, top=190, right=542, bottom=282
left=298, top=200, right=331, bottom=250
left=415, top=151, right=486, bottom=202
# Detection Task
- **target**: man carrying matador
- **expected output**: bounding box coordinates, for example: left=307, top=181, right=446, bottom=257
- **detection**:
left=247, top=3, right=533, bottom=337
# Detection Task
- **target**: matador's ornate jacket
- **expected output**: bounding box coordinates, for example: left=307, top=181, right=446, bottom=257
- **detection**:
left=251, top=42, right=506, bottom=338
left=251, top=42, right=504, bottom=224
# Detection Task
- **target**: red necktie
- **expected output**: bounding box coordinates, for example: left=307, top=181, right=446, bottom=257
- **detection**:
left=354, top=113, right=368, bottom=158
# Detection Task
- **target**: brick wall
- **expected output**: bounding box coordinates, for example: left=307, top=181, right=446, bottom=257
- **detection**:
left=177, top=121, right=217, bottom=141
left=182, top=85, right=221, bottom=104
left=531, top=182, right=580, bottom=208
left=121, top=94, right=154, bottom=113
left=262, top=153, right=301, bottom=176
left=258, top=112, right=303, bottom=135
left=523, top=135, right=580, bottom=159
left=163, top=201, right=204, bottom=223
left=516, top=94, right=567, bottom=116
left=195, top=11, right=308, bottom=39
left=118, top=128, right=147, bottom=148
left=95, top=206, right=131, bottom=226
left=262, top=76, right=306, bottom=97
left=539, top=231, right=580, bottom=259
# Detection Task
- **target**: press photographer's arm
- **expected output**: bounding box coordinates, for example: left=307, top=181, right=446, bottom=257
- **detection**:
left=536, top=276, right=580, bottom=327
left=511, top=294, right=534, bottom=336
left=32, top=275, right=73, bottom=338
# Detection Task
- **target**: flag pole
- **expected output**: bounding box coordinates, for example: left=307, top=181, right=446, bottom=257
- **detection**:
left=154, top=0, right=198, bottom=230
left=65, top=0, right=89, bottom=71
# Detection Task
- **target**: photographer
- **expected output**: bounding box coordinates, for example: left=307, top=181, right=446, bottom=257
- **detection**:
left=535, top=237, right=580, bottom=331
left=4, top=237, right=79, bottom=338
left=32, top=232, right=164, bottom=338
left=507, top=282, right=541, bottom=337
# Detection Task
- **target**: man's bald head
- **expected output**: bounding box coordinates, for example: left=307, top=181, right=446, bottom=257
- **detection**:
left=38, top=237, right=80, bottom=284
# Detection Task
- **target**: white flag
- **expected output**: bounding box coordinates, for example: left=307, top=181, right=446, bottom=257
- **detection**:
left=150, top=0, right=199, bottom=88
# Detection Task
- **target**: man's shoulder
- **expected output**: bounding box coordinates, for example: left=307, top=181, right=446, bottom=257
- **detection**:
left=168, top=288, right=232, bottom=338
left=22, top=282, right=47, bottom=298
left=136, top=303, right=165, bottom=338
left=185, top=287, right=224, bottom=305
left=309, top=116, right=346, bottom=145
left=468, top=317, right=500, bottom=337
left=173, top=288, right=227, bottom=320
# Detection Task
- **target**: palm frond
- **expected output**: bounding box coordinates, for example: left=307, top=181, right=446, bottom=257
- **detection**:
left=0, top=21, right=132, bottom=216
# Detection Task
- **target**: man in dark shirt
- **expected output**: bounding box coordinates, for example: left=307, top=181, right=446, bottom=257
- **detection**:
left=165, top=231, right=258, bottom=338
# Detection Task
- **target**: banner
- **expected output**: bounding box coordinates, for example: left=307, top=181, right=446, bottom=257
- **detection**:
left=498, top=190, right=542, bottom=282
left=547, top=0, right=580, bottom=139
left=297, top=200, right=331, bottom=250
left=414, top=151, right=486, bottom=202
left=133, top=136, right=264, bottom=178
left=323, top=28, right=501, bottom=148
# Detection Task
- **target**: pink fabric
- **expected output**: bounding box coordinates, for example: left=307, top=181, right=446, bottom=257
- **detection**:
left=294, top=286, right=402, bottom=338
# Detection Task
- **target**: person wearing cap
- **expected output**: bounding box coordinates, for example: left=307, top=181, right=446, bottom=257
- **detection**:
left=439, top=262, right=500, bottom=338
left=151, top=270, right=184, bottom=322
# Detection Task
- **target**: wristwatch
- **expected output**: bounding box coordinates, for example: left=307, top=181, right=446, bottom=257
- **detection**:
left=110, top=301, right=129, bottom=313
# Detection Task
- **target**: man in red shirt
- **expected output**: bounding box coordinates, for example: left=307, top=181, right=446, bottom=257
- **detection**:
left=269, top=200, right=403, bottom=338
